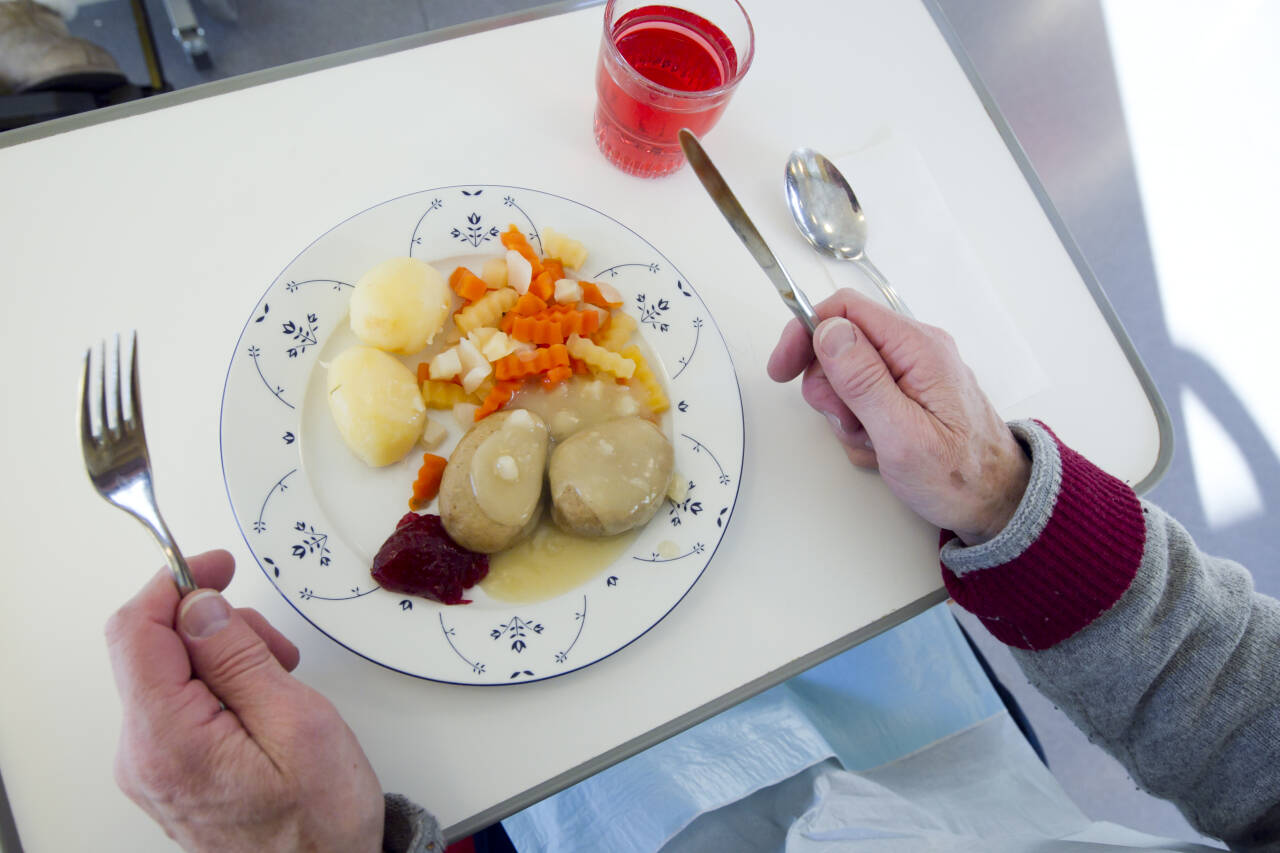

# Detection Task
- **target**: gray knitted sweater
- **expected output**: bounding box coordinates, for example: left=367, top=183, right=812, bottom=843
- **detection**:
left=942, top=420, right=1280, bottom=850
left=383, top=419, right=1280, bottom=851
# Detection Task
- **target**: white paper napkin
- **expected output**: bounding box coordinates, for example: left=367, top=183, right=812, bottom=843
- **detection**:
left=820, top=135, right=1047, bottom=411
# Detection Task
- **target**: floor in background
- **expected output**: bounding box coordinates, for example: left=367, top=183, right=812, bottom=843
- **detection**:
left=60, top=0, right=1278, bottom=846
left=66, top=0, right=556, bottom=91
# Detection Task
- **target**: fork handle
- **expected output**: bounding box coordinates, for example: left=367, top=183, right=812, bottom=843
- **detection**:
left=158, top=533, right=198, bottom=597
left=133, top=506, right=198, bottom=596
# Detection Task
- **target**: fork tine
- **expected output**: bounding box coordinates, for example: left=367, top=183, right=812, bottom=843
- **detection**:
left=112, top=333, right=125, bottom=433
left=128, top=331, right=142, bottom=431
left=98, top=340, right=110, bottom=436
left=79, top=348, right=95, bottom=445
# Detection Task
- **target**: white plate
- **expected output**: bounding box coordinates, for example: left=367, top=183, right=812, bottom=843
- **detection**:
left=220, top=186, right=744, bottom=684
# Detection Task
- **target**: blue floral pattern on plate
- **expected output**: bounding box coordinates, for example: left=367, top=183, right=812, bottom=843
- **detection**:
left=220, top=186, right=745, bottom=685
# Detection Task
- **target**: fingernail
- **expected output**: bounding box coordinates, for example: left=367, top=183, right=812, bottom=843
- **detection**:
left=816, top=318, right=856, bottom=359
left=824, top=412, right=847, bottom=435
left=179, top=590, right=231, bottom=640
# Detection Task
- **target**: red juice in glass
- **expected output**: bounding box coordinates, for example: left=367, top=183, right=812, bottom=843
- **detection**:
left=594, top=1, right=755, bottom=177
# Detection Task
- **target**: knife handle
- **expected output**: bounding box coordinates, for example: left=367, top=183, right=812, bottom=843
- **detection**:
left=777, top=265, right=819, bottom=334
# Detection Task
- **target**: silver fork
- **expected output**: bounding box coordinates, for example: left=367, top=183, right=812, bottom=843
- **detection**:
left=80, top=333, right=196, bottom=595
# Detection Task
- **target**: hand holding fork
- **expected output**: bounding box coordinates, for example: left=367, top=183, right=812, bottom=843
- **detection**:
left=84, top=333, right=389, bottom=851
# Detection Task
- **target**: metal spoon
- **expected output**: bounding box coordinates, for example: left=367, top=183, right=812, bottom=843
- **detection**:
left=784, top=148, right=914, bottom=318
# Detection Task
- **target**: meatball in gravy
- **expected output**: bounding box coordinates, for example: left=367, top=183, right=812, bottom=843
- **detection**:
left=549, top=416, right=674, bottom=537
left=439, top=409, right=550, bottom=553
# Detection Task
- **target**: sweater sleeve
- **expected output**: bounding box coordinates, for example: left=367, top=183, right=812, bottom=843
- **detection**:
left=382, top=793, right=447, bottom=853
left=940, top=420, right=1280, bottom=851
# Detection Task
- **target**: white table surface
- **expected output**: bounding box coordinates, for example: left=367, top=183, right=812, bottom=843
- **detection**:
left=0, top=1, right=1167, bottom=848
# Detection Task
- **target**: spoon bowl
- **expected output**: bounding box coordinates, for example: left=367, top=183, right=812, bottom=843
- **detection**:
left=785, top=148, right=914, bottom=317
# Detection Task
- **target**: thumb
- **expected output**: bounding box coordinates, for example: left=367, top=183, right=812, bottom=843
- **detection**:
left=178, top=590, right=291, bottom=720
left=813, top=317, right=911, bottom=437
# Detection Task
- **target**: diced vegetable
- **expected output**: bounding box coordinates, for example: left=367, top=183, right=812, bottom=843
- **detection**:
left=591, top=311, right=637, bottom=351
left=506, top=307, right=601, bottom=346
left=455, top=288, right=519, bottom=334
left=506, top=250, right=533, bottom=295
left=476, top=330, right=520, bottom=362
left=456, top=338, right=487, bottom=374
left=421, top=380, right=472, bottom=409
left=666, top=472, right=688, bottom=503
left=408, top=453, right=448, bottom=510
left=541, top=365, right=573, bottom=390
left=505, top=316, right=561, bottom=346
left=542, top=227, right=588, bottom=270
left=554, top=279, right=583, bottom=304
left=512, top=291, right=549, bottom=317
left=465, top=326, right=498, bottom=349
left=541, top=258, right=566, bottom=284
left=580, top=280, right=624, bottom=310
left=566, top=334, right=636, bottom=380
left=493, top=343, right=570, bottom=381
left=461, top=364, right=492, bottom=394
left=527, top=270, right=554, bottom=302
left=475, top=380, right=522, bottom=421
left=500, top=225, right=543, bottom=276
left=480, top=256, right=508, bottom=289
left=421, top=417, right=448, bottom=449
left=428, top=347, right=462, bottom=381
left=448, top=267, right=488, bottom=303
left=621, top=345, right=669, bottom=413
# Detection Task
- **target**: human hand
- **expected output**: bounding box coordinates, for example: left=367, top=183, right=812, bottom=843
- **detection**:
left=105, top=550, right=384, bottom=852
left=767, top=289, right=1030, bottom=545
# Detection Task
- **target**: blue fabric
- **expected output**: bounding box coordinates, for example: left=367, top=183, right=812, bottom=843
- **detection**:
left=502, top=605, right=1005, bottom=853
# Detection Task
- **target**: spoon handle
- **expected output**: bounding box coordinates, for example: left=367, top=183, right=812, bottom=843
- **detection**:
left=855, top=256, right=914, bottom=319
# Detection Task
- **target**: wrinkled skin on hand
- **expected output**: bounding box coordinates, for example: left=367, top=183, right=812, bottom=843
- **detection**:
left=105, top=550, right=384, bottom=852
left=768, top=289, right=1030, bottom=545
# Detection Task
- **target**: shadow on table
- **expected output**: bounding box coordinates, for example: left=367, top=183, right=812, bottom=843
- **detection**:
left=936, top=0, right=1280, bottom=593
left=936, top=0, right=1277, bottom=844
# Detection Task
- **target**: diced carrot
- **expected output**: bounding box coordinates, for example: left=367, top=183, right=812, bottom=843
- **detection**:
left=448, top=267, right=488, bottom=303
left=417, top=362, right=430, bottom=383
left=508, top=316, right=564, bottom=346
left=528, top=270, right=555, bottom=302
left=494, top=344, right=570, bottom=381
left=475, top=380, right=522, bottom=420
left=570, top=357, right=590, bottom=375
left=408, top=453, right=448, bottom=511
left=507, top=308, right=600, bottom=345
left=568, top=309, right=601, bottom=337
left=542, top=365, right=572, bottom=389
left=512, top=291, right=548, bottom=316
left=581, top=281, right=623, bottom=309
left=500, top=225, right=542, bottom=277
left=542, top=258, right=565, bottom=282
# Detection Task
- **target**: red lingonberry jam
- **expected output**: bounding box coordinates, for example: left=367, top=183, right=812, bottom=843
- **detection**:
left=371, top=513, right=488, bottom=605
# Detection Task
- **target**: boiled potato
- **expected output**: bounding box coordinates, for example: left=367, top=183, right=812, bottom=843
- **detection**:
left=349, top=257, right=450, bottom=354
left=440, top=409, right=551, bottom=553
left=549, top=417, right=674, bottom=537
left=327, top=346, right=426, bottom=467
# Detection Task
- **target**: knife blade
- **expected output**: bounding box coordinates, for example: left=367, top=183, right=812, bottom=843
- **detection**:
left=679, top=129, right=819, bottom=334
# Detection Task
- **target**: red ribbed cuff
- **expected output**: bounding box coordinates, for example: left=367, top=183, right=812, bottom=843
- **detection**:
left=942, top=424, right=1146, bottom=650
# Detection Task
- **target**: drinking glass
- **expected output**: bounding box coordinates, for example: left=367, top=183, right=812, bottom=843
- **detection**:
left=593, top=0, right=755, bottom=178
